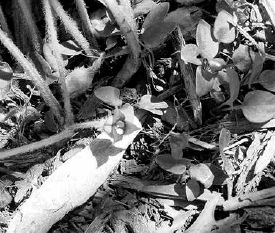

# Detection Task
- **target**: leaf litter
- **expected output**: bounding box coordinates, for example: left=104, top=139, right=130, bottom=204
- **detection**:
left=0, top=0, right=275, bottom=232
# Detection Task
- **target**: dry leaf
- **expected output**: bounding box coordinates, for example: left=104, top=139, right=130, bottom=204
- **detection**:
left=254, top=134, right=275, bottom=174
left=137, top=95, right=168, bottom=115
left=94, top=86, right=122, bottom=107
left=155, top=154, right=192, bottom=175
left=257, top=70, right=275, bottom=92
left=241, top=90, right=275, bottom=123
left=196, top=19, right=219, bottom=60
left=213, top=10, right=236, bottom=44
left=0, top=61, right=12, bottom=100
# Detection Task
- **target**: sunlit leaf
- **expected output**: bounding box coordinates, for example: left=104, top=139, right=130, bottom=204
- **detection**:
left=94, top=86, right=122, bottom=107
left=142, top=2, right=170, bottom=30
left=213, top=10, right=235, bottom=43
left=196, top=66, right=217, bottom=97
left=156, top=154, right=192, bottom=175
left=186, top=178, right=202, bottom=201
left=258, top=70, right=275, bottom=92
left=169, top=132, right=189, bottom=159
left=219, top=68, right=240, bottom=108
left=241, top=90, right=275, bottom=123
left=141, top=21, right=176, bottom=48
left=196, top=19, right=219, bottom=59
left=189, top=163, right=214, bottom=188
left=232, top=44, right=251, bottom=72
left=137, top=95, right=168, bottom=115
left=181, top=44, right=201, bottom=65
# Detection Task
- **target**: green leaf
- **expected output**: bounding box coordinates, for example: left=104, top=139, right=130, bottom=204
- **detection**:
left=169, top=132, right=189, bottom=159
left=164, top=6, right=201, bottom=28
left=219, top=68, right=240, bottom=108
left=186, top=178, right=202, bottom=201
left=142, top=2, right=169, bottom=30
left=232, top=44, right=251, bottom=72
left=241, top=90, right=275, bottom=123
left=155, top=154, right=192, bottom=175
left=196, top=66, right=217, bottom=97
left=94, top=86, right=122, bottom=107
left=181, top=44, right=201, bottom=65
left=213, top=10, right=235, bottom=44
left=258, top=70, right=275, bottom=92
left=189, top=163, right=214, bottom=188
left=141, top=21, right=176, bottom=48
left=137, top=95, right=168, bottom=115
left=196, top=19, right=219, bottom=59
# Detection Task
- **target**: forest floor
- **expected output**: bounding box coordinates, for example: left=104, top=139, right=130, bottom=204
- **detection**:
left=0, top=0, right=275, bottom=232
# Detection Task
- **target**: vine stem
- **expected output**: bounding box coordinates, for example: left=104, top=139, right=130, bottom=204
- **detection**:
left=49, top=0, right=97, bottom=57
left=0, top=28, right=63, bottom=125
left=102, top=0, right=141, bottom=87
left=43, top=0, right=74, bottom=126
left=0, top=118, right=107, bottom=160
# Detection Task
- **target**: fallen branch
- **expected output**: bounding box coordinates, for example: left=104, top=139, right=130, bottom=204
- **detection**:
left=7, top=105, right=142, bottom=233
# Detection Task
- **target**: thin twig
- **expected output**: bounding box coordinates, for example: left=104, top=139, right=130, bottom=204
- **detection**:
left=0, top=118, right=107, bottom=160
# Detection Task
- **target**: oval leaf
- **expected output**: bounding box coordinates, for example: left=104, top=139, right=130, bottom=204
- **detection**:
left=213, top=10, right=235, bottom=43
left=181, top=44, right=201, bottom=65
left=169, top=132, right=189, bottom=159
left=241, top=90, right=275, bottom=123
left=186, top=178, right=202, bottom=201
left=189, top=163, right=214, bottom=188
left=258, top=70, right=275, bottom=92
left=232, top=44, right=251, bottom=72
left=164, top=7, right=202, bottom=28
left=142, top=2, right=170, bottom=30
left=137, top=95, right=168, bottom=115
left=219, top=68, right=240, bottom=108
left=196, top=19, right=219, bottom=59
left=141, top=22, right=176, bottom=48
left=94, top=86, right=122, bottom=107
left=196, top=66, right=217, bottom=97
left=156, top=154, right=192, bottom=175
